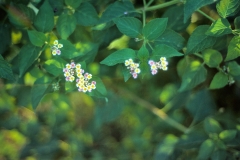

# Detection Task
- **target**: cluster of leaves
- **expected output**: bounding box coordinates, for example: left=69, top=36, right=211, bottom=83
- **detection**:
left=0, top=0, right=240, bottom=159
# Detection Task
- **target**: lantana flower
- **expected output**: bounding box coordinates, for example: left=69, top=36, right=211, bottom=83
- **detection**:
left=125, top=59, right=141, bottom=79
left=148, top=57, right=168, bottom=75
left=63, top=61, right=96, bottom=93
left=51, top=40, right=63, bottom=56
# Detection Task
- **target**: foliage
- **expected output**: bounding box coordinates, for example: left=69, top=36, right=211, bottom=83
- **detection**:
left=0, top=0, right=240, bottom=159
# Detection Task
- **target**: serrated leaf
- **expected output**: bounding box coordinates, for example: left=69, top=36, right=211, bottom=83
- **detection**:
left=206, top=18, right=232, bottom=37
left=234, top=16, right=240, bottom=29
left=43, top=57, right=67, bottom=76
left=100, top=48, right=136, bottom=66
left=65, top=0, right=82, bottom=9
left=137, top=45, right=149, bottom=61
left=228, top=61, right=240, bottom=76
left=34, top=0, right=54, bottom=32
left=197, top=139, right=215, bottom=160
left=74, top=2, right=99, bottom=26
left=58, top=39, right=81, bottom=59
left=204, top=117, right=222, bottom=134
left=219, top=130, right=237, bottom=142
left=18, top=44, right=41, bottom=77
left=216, top=0, right=240, bottom=18
left=56, top=14, right=77, bottom=39
left=27, top=30, right=46, bottom=47
left=202, top=49, right=223, bottom=68
left=143, top=18, right=168, bottom=41
left=186, top=25, right=217, bottom=54
left=209, top=72, right=228, bottom=89
left=186, top=89, right=216, bottom=123
left=31, top=76, right=53, bottom=110
left=0, top=55, right=15, bottom=81
left=152, top=44, right=183, bottom=61
left=179, top=60, right=207, bottom=92
left=154, top=29, right=186, bottom=51
left=114, top=17, right=142, bottom=38
left=184, top=0, right=216, bottom=23
left=225, top=36, right=240, bottom=61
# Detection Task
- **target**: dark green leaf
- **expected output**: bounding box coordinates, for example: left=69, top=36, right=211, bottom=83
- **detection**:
left=184, top=0, right=216, bottom=23
left=219, top=130, right=237, bottom=142
left=0, top=55, right=15, bottom=81
left=65, top=0, right=82, bottom=9
left=137, top=45, right=149, bottom=61
left=228, top=61, right=240, bottom=76
left=27, top=30, right=46, bottom=47
left=74, top=2, right=99, bottom=26
left=76, top=43, right=99, bottom=63
left=139, top=61, right=149, bottom=78
left=31, top=76, right=53, bottom=110
left=216, top=0, right=240, bottom=18
left=34, top=0, right=54, bottom=32
left=225, top=36, right=240, bottom=61
left=204, top=117, right=222, bottom=134
left=186, top=25, right=217, bottom=54
left=18, top=44, right=41, bottom=77
left=58, top=39, right=81, bottom=59
left=152, top=44, right=183, bottom=61
left=114, top=17, right=142, bottom=38
left=209, top=72, right=228, bottom=89
left=197, top=139, right=215, bottom=160
left=211, top=150, right=227, bottom=160
left=56, top=14, right=77, bottom=39
left=202, top=49, right=223, bottom=68
left=234, top=16, right=240, bottom=29
left=206, top=18, right=232, bottom=37
left=154, top=29, right=186, bottom=51
left=88, top=76, right=107, bottom=97
left=143, top=18, right=168, bottom=41
left=0, top=24, right=11, bottom=54
left=122, top=64, right=131, bottom=82
left=43, top=57, right=67, bottom=77
left=100, top=48, right=136, bottom=66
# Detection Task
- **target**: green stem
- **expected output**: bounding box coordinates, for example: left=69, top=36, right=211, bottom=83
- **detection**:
left=193, top=52, right=203, bottom=59
left=147, top=42, right=154, bottom=51
left=144, top=0, right=181, bottom=12
left=197, top=9, right=215, bottom=22
left=146, top=0, right=155, bottom=7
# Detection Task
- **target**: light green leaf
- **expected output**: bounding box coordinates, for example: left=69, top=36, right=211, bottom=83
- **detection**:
left=152, top=44, right=183, bottom=61
left=27, top=30, right=46, bottom=47
left=216, top=0, right=240, bottom=18
left=179, top=60, right=207, bottom=92
left=74, top=2, right=99, bottom=26
left=197, top=139, right=215, bottom=160
left=137, top=45, right=149, bottom=61
left=43, top=57, right=67, bottom=77
left=56, top=14, right=77, bottom=39
left=31, top=76, right=53, bottom=110
left=225, top=36, right=240, bottom=61
left=219, top=130, right=237, bottom=142
left=100, top=48, right=136, bottom=66
left=114, top=17, right=142, bottom=38
left=209, top=72, right=228, bottom=89
left=18, top=44, right=41, bottom=77
left=65, top=0, right=82, bottom=9
left=234, top=16, right=240, bottom=29
left=0, top=55, right=15, bottom=81
left=206, top=18, right=232, bottom=37
left=58, top=39, right=82, bottom=59
left=143, top=18, right=168, bottom=41
left=184, top=0, right=216, bottom=23
left=154, top=29, right=186, bottom=51
left=186, top=25, right=217, bottom=54
left=204, top=117, right=222, bottom=134
left=202, top=49, right=223, bottom=68
left=228, top=61, right=240, bottom=76
left=34, top=0, right=54, bottom=32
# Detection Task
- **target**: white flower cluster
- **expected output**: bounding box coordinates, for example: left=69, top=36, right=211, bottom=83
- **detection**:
left=148, top=57, right=168, bottom=75
left=124, top=59, right=141, bottom=79
left=51, top=40, right=63, bottom=56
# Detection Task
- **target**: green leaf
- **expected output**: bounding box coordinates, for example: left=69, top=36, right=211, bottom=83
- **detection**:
left=74, top=2, right=99, bottom=26
left=100, top=1, right=135, bottom=24
left=184, top=0, right=216, bottom=23
left=216, top=0, right=240, bottom=18
left=225, top=36, right=240, bottom=61
left=0, top=24, right=11, bottom=54
left=31, top=76, right=53, bottom=110
left=219, top=130, right=237, bottom=142
left=186, top=25, right=217, bottom=54
left=154, top=29, right=186, bottom=51
left=34, top=0, right=54, bottom=32
left=56, top=14, right=77, bottom=39
left=65, top=0, right=82, bottom=9
left=142, top=18, right=168, bottom=41
left=206, top=18, right=232, bottom=37
left=114, top=17, right=142, bottom=38
left=0, top=55, right=15, bottom=81
left=228, top=61, right=240, bottom=76
left=27, top=30, right=46, bottom=47
left=234, top=16, right=240, bottom=30
left=209, top=72, right=228, bottom=89
left=197, top=139, right=215, bottom=160
left=43, top=57, right=67, bottom=77
left=139, top=61, right=149, bottom=78
left=7, top=4, right=35, bottom=29
left=186, top=89, right=216, bottom=123
left=137, top=45, right=149, bottom=61
left=88, top=76, right=107, bottom=97
left=58, top=39, right=81, bottom=59
left=204, top=117, right=222, bottom=134
left=210, top=150, right=227, bottom=160
left=100, top=48, right=136, bottom=66
left=202, top=49, right=223, bottom=68
left=18, top=44, right=41, bottom=77
left=152, top=44, right=183, bottom=61
left=75, top=43, right=99, bottom=63
left=122, top=64, right=131, bottom=82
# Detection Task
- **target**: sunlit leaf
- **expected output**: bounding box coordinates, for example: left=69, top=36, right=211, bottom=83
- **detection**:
left=204, top=117, right=222, bottom=134
left=225, top=36, right=240, bottom=61
left=56, top=14, right=77, bottom=39
left=27, top=30, right=46, bottom=47
left=216, top=0, right=240, bottom=18
left=43, top=57, right=67, bottom=76
left=58, top=39, right=82, bottom=59
left=228, top=61, right=240, bottom=76
left=202, top=49, right=223, bottom=68
left=206, top=18, right=232, bottom=37
left=209, top=72, right=228, bottom=89
left=65, top=0, right=82, bottom=9
left=219, top=130, right=237, bottom=142
left=197, top=139, right=215, bottom=160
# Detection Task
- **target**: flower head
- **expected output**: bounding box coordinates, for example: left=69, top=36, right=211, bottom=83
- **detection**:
left=51, top=40, right=63, bottom=56
left=124, top=59, right=141, bottom=79
left=149, top=57, right=168, bottom=75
